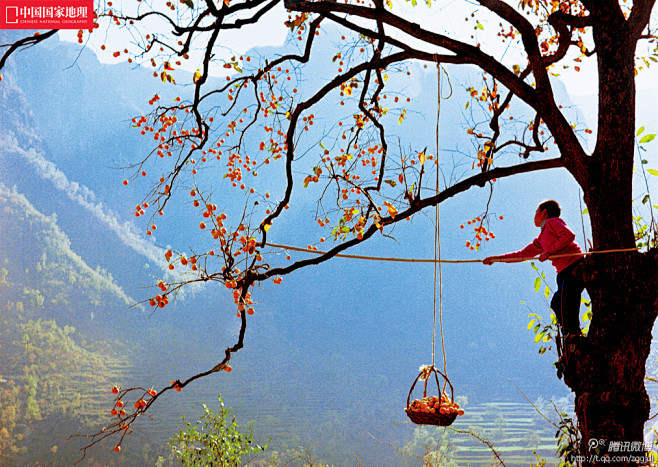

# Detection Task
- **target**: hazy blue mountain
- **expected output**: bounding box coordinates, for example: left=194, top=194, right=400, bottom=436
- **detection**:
left=0, top=184, right=136, bottom=465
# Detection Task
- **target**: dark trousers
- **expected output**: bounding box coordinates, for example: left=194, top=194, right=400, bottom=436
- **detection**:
left=550, top=259, right=585, bottom=336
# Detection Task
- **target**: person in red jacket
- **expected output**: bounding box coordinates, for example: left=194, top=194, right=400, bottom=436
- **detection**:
left=483, top=200, right=585, bottom=336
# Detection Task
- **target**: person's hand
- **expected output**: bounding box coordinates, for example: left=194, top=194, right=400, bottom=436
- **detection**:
left=539, top=251, right=551, bottom=262
left=483, top=256, right=497, bottom=265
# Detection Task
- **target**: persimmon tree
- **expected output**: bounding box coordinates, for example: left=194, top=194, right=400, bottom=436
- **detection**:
left=3, top=0, right=658, bottom=464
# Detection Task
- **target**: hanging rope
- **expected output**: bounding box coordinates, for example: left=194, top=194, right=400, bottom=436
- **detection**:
left=433, top=63, right=446, bottom=376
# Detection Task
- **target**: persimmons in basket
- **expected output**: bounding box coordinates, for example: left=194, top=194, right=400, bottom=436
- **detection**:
left=405, top=366, right=464, bottom=426
left=405, top=392, right=464, bottom=426
left=407, top=393, right=464, bottom=417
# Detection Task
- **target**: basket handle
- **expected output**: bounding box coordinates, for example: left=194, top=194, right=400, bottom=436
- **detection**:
left=406, top=366, right=455, bottom=408
left=434, top=367, right=455, bottom=403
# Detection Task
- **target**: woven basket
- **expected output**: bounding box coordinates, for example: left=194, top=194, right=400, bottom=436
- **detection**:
left=405, top=365, right=458, bottom=427
left=405, top=407, right=458, bottom=426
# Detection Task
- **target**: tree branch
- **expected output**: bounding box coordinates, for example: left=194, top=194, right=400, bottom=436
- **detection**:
left=256, top=157, right=564, bottom=280
left=284, top=0, right=541, bottom=111
left=0, top=30, right=58, bottom=72
left=628, top=0, right=658, bottom=39
left=284, top=0, right=589, bottom=186
left=546, top=11, right=592, bottom=67
left=258, top=49, right=415, bottom=245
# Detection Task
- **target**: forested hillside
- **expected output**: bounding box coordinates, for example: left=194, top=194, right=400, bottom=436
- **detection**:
left=0, top=184, right=133, bottom=465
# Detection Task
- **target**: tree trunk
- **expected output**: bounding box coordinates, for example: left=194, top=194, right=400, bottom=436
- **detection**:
left=567, top=251, right=657, bottom=466
left=562, top=22, right=658, bottom=466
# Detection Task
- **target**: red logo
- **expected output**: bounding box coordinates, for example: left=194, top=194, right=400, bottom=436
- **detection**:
left=0, top=0, right=93, bottom=29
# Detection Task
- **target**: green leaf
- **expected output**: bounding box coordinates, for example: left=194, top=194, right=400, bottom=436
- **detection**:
left=544, top=285, right=551, bottom=299
left=535, top=330, right=546, bottom=343
left=642, top=159, right=649, bottom=164
left=642, top=194, right=651, bottom=204
left=640, top=134, right=656, bottom=144
left=533, top=323, right=541, bottom=334
left=534, top=276, right=541, bottom=292
left=637, top=126, right=645, bottom=136
left=582, top=208, right=588, bottom=215
left=183, top=0, right=194, bottom=7
left=477, top=22, right=484, bottom=30
left=648, top=169, right=658, bottom=176
left=527, top=319, right=536, bottom=330
left=530, top=262, right=538, bottom=271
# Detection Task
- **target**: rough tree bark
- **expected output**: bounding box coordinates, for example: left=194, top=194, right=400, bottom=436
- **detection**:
left=563, top=10, right=658, bottom=465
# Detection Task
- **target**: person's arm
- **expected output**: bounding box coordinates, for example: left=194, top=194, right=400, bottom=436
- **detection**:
left=483, top=239, right=543, bottom=264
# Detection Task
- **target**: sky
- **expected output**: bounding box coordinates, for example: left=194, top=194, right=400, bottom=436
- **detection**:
left=58, top=0, right=658, bottom=97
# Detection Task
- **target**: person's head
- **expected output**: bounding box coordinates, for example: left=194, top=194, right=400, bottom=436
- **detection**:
left=535, top=200, right=561, bottom=226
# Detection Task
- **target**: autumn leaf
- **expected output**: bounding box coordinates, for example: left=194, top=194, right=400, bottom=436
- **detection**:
left=386, top=202, right=398, bottom=218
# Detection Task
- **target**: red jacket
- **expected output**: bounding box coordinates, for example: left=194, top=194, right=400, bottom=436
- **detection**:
left=498, top=217, right=583, bottom=273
